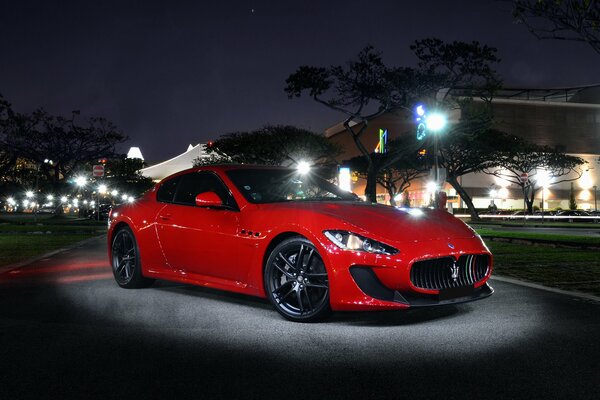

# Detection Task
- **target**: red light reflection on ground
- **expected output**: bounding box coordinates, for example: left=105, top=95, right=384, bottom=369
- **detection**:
left=0, top=260, right=112, bottom=286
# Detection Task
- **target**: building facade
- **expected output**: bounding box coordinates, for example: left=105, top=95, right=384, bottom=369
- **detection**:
left=325, top=86, right=600, bottom=211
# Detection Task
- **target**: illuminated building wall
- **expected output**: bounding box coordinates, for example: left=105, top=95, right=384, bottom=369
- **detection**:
left=325, top=86, right=600, bottom=210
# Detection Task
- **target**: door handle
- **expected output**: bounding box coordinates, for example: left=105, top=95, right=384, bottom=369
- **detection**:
left=159, top=213, right=172, bottom=221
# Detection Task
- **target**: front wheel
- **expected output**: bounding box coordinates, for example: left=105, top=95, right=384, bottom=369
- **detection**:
left=264, top=237, right=331, bottom=322
left=111, top=226, right=154, bottom=289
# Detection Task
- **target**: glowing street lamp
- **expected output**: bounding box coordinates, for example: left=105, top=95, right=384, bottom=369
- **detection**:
left=98, top=184, right=108, bottom=194
left=297, top=161, right=311, bottom=175
left=536, top=169, right=551, bottom=223
left=416, top=106, right=447, bottom=208
left=25, top=190, right=34, bottom=198
left=111, top=190, right=119, bottom=197
left=75, top=176, right=87, bottom=188
left=426, top=113, right=447, bottom=132
left=60, top=196, right=68, bottom=203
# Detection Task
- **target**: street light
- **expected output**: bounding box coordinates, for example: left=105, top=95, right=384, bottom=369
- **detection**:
left=594, top=185, right=598, bottom=211
left=75, top=176, right=87, bottom=187
left=415, top=104, right=449, bottom=208
left=297, top=161, right=311, bottom=175
left=536, top=169, right=551, bottom=223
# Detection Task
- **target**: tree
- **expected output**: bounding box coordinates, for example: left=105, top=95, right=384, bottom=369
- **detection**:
left=346, top=136, right=427, bottom=206
left=511, top=0, right=600, bottom=54
left=569, top=182, right=578, bottom=210
left=285, top=40, right=501, bottom=204
left=105, top=156, right=154, bottom=196
left=0, top=102, right=127, bottom=190
left=410, top=39, right=502, bottom=219
left=0, top=98, right=15, bottom=189
left=285, top=46, right=432, bottom=202
left=193, top=125, right=341, bottom=168
left=484, top=135, right=585, bottom=213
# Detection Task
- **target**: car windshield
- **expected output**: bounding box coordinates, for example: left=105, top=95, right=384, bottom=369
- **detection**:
left=225, top=168, right=360, bottom=204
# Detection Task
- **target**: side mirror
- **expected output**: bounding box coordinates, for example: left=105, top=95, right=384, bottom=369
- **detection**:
left=195, top=192, right=223, bottom=207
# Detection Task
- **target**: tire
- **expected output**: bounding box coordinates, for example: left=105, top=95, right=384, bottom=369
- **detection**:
left=111, top=226, right=154, bottom=289
left=264, top=237, right=331, bottom=322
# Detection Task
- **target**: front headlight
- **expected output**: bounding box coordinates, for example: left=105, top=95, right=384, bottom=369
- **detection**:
left=323, top=230, right=399, bottom=255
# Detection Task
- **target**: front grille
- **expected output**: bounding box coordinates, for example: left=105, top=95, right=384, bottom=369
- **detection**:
left=410, top=255, right=490, bottom=290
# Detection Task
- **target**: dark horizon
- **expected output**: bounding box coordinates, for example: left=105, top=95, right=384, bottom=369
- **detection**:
left=1, top=0, right=598, bottom=162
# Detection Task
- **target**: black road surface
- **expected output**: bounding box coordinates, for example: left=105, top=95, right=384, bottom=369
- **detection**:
left=0, top=236, right=598, bottom=399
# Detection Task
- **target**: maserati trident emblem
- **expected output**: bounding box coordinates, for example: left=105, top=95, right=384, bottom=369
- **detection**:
left=447, top=243, right=455, bottom=249
left=450, top=261, right=459, bottom=282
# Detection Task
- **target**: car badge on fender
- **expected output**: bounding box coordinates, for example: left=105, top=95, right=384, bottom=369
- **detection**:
left=447, top=243, right=455, bottom=249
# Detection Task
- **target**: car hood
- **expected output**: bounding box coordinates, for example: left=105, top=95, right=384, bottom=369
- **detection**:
left=260, top=201, right=476, bottom=243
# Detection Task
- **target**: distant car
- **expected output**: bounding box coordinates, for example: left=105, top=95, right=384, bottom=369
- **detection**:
left=107, top=165, right=493, bottom=322
left=553, top=210, right=590, bottom=222
left=37, top=206, right=57, bottom=215
left=88, top=204, right=112, bottom=220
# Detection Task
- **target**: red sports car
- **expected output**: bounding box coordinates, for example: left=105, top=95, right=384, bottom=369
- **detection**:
left=108, top=165, right=493, bottom=322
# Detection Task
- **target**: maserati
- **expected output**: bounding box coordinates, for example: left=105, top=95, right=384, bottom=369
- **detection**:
left=108, top=165, right=493, bottom=322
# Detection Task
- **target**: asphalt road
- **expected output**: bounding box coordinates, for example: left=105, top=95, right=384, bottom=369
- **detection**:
left=0, top=236, right=599, bottom=399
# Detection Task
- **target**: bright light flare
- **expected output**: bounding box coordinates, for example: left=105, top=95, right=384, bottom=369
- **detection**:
left=75, top=176, right=87, bottom=187
left=415, top=104, right=425, bottom=117
left=297, top=161, right=311, bottom=175
left=98, top=184, right=108, bottom=194
left=25, top=191, right=34, bottom=198
left=60, top=196, right=68, bottom=203
left=111, top=190, right=119, bottom=196
left=426, top=113, right=447, bottom=132
left=426, top=181, right=438, bottom=193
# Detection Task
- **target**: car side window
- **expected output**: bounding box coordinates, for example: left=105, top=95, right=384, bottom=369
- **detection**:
left=156, top=175, right=181, bottom=203
left=173, top=171, right=237, bottom=209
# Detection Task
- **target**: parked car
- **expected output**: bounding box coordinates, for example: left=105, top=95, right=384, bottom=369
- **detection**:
left=553, top=210, right=590, bottom=222
left=88, top=203, right=112, bottom=220
left=36, top=206, right=57, bottom=215
left=108, top=165, right=493, bottom=322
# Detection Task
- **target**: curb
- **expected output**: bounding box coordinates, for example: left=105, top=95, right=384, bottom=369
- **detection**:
left=481, top=235, right=600, bottom=250
left=0, top=234, right=107, bottom=274
left=491, top=275, right=600, bottom=303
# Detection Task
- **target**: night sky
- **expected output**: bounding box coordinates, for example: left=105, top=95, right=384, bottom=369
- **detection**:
left=1, top=0, right=598, bottom=162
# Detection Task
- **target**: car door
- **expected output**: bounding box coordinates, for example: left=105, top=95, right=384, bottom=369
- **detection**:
left=155, top=171, right=243, bottom=282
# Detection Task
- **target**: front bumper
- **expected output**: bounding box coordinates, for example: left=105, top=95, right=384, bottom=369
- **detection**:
left=322, top=237, right=493, bottom=311
left=349, top=265, right=493, bottom=307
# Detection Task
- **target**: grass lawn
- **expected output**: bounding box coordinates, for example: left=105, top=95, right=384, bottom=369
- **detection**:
left=0, top=234, right=99, bottom=266
left=0, top=213, right=106, bottom=267
left=488, top=241, right=600, bottom=297
left=475, top=228, right=600, bottom=246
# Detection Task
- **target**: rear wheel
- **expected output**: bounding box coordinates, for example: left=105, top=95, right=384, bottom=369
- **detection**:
left=264, top=237, right=330, bottom=322
left=111, top=226, right=154, bottom=288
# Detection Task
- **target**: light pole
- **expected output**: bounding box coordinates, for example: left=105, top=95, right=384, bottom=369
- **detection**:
left=75, top=176, right=87, bottom=217
left=427, top=113, right=447, bottom=207
left=594, top=185, right=597, bottom=212
left=414, top=104, right=447, bottom=208
left=33, top=159, right=53, bottom=222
